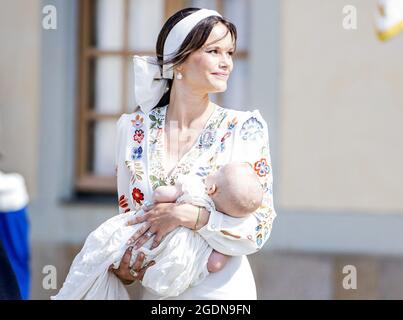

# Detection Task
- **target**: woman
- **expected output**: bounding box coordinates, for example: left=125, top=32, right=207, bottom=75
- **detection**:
left=111, top=7, right=276, bottom=299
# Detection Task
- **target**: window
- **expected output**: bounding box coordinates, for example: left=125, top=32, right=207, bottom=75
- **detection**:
left=76, top=0, right=250, bottom=193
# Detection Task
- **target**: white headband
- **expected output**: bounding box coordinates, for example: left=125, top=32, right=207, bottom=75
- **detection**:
left=163, top=8, right=222, bottom=79
left=132, top=8, right=222, bottom=114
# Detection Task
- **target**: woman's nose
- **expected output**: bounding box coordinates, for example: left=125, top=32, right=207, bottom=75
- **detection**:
left=219, top=55, right=231, bottom=69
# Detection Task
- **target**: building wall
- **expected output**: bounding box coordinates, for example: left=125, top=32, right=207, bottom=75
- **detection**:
left=269, top=0, right=403, bottom=256
left=33, top=243, right=403, bottom=299
left=279, top=0, right=403, bottom=212
left=0, top=0, right=41, bottom=198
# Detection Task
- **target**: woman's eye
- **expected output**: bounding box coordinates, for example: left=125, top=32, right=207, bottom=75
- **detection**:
left=207, top=49, right=234, bottom=56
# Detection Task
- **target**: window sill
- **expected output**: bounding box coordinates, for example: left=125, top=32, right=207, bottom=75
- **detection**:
left=60, top=191, right=117, bottom=207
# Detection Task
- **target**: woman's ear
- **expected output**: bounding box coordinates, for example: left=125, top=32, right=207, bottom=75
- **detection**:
left=175, top=64, right=184, bottom=73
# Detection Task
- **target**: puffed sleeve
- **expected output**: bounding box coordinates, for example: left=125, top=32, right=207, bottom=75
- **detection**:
left=196, top=110, right=277, bottom=255
left=115, top=114, right=135, bottom=214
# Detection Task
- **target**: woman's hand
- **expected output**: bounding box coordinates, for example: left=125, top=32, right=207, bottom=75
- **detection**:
left=126, top=202, right=183, bottom=250
left=126, top=202, right=210, bottom=250
left=109, top=247, right=155, bottom=284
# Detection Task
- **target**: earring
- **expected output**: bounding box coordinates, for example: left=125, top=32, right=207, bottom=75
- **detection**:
left=176, top=72, right=183, bottom=80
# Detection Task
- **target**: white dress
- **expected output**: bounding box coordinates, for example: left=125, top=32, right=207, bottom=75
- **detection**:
left=51, top=175, right=218, bottom=300
left=116, top=104, right=277, bottom=300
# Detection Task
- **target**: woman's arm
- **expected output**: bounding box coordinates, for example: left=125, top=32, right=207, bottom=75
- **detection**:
left=196, top=110, right=277, bottom=256
left=113, top=114, right=155, bottom=284
left=115, top=115, right=136, bottom=214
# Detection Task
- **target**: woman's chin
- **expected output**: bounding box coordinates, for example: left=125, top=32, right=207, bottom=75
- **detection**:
left=209, top=83, right=228, bottom=93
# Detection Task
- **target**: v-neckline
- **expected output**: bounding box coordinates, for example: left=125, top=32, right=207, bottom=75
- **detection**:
left=160, top=103, right=219, bottom=180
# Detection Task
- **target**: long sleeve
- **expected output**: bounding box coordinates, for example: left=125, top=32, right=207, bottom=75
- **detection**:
left=115, top=114, right=135, bottom=214
left=197, top=110, right=277, bottom=256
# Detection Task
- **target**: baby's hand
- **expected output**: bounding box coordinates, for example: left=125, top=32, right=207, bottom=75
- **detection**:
left=152, top=184, right=183, bottom=203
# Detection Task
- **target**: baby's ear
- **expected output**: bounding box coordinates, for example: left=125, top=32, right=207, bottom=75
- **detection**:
left=207, top=184, right=217, bottom=196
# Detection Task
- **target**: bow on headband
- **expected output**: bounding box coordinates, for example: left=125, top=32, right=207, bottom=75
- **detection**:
left=132, top=8, right=222, bottom=114
left=132, top=55, right=169, bottom=114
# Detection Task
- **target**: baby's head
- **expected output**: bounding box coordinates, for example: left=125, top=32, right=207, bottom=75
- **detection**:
left=205, top=162, right=264, bottom=217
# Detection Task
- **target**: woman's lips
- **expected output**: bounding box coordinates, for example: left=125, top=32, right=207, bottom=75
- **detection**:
left=212, top=73, right=229, bottom=80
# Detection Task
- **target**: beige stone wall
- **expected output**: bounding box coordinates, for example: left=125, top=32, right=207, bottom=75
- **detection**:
left=279, top=0, right=403, bottom=212
left=31, top=242, right=403, bottom=299
left=0, top=0, right=41, bottom=199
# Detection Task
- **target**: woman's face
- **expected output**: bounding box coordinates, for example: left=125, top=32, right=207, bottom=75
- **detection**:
left=177, top=22, right=235, bottom=94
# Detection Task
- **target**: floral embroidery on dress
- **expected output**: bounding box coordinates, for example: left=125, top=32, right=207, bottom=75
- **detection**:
left=131, top=146, right=143, bottom=160
left=148, top=105, right=229, bottom=190
left=149, top=175, right=168, bottom=191
left=133, top=129, right=144, bottom=143
left=240, top=116, right=264, bottom=141
left=261, top=181, right=270, bottom=194
left=172, top=108, right=227, bottom=183
left=124, top=111, right=147, bottom=189
left=255, top=208, right=274, bottom=247
left=220, top=230, right=241, bottom=239
left=195, top=154, right=222, bottom=183
left=131, top=114, right=144, bottom=128
left=198, top=130, right=217, bottom=150
left=254, top=158, right=270, bottom=177
left=194, top=114, right=234, bottom=180
left=118, top=194, right=130, bottom=213
left=195, top=166, right=211, bottom=178
left=148, top=107, right=167, bottom=190
left=255, top=223, right=266, bottom=246
left=132, top=187, right=144, bottom=205
left=125, top=160, right=144, bottom=184
left=149, top=112, right=164, bottom=130
left=219, top=116, right=238, bottom=152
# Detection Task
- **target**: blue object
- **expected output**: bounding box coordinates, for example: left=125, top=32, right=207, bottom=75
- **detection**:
left=0, top=206, right=30, bottom=300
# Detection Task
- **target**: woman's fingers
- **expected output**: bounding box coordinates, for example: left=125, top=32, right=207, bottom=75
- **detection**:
left=120, top=246, right=133, bottom=269
left=131, top=251, right=145, bottom=273
left=133, top=229, right=155, bottom=249
left=109, top=247, right=135, bottom=285
left=143, top=203, right=155, bottom=211
left=150, top=233, right=163, bottom=249
left=126, top=212, right=149, bottom=226
left=126, top=221, right=151, bottom=245
left=136, top=260, right=156, bottom=281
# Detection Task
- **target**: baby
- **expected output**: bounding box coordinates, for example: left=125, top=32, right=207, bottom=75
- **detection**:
left=52, top=161, right=263, bottom=300
left=151, top=161, right=264, bottom=273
